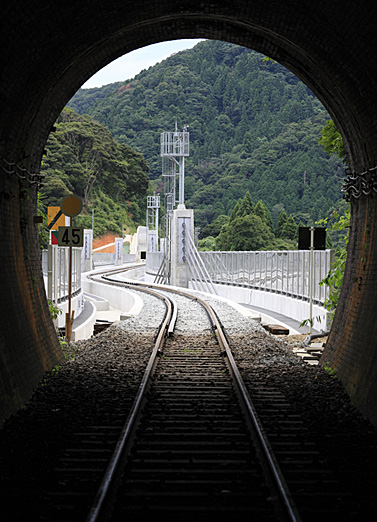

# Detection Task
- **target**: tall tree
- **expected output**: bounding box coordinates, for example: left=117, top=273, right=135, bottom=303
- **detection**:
left=281, top=214, right=298, bottom=240
left=239, top=191, right=254, bottom=216
left=254, top=200, right=273, bottom=229
left=275, top=209, right=288, bottom=238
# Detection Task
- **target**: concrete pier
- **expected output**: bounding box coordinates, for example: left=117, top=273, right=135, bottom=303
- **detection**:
left=170, top=205, right=194, bottom=288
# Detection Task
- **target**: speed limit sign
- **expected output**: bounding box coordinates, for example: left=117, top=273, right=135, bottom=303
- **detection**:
left=58, top=226, right=84, bottom=247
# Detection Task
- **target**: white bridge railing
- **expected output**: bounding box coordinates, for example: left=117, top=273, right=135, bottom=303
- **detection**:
left=146, top=249, right=334, bottom=306
left=199, top=250, right=334, bottom=305
left=42, top=245, right=82, bottom=304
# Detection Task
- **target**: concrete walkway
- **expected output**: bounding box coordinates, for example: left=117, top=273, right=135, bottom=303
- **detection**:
left=241, top=304, right=320, bottom=335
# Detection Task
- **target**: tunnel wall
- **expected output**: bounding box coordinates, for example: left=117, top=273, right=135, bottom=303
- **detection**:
left=323, top=188, right=377, bottom=424
left=1, top=1, right=377, bottom=425
left=0, top=172, right=63, bottom=424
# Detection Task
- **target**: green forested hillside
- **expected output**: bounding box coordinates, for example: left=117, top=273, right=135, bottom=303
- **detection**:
left=68, top=40, right=344, bottom=231
left=41, top=108, right=149, bottom=236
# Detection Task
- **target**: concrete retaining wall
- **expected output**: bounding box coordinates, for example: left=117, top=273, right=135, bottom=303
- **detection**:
left=150, top=270, right=329, bottom=332
left=82, top=278, right=144, bottom=316
left=192, top=283, right=329, bottom=332
left=71, top=300, right=97, bottom=342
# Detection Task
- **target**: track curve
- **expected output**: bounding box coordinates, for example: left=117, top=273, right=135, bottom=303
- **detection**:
left=85, top=266, right=301, bottom=522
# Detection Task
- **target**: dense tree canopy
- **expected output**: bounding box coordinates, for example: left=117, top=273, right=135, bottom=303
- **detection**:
left=207, top=192, right=298, bottom=251
left=69, top=40, right=345, bottom=232
left=41, top=108, right=149, bottom=236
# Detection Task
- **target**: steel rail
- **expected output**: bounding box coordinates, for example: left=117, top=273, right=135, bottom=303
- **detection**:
left=87, top=264, right=179, bottom=335
left=85, top=267, right=301, bottom=522
left=155, top=285, right=302, bottom=522
left=211, top=309, right=302, bottom=522
left=85, top=274, right=174, bottom=522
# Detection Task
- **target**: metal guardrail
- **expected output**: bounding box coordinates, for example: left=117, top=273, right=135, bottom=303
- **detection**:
left=92, top=252, right=137, bottom=267
left=42, top=245, right=82, bottom=303
left=41, top=248, right=140, bottom=303
left=199, top=250, right=334, bottom=305
left=146, top=250, right=334, bottom=305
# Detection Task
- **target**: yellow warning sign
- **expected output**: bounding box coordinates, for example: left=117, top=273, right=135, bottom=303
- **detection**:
left=48, top=206, right=66, bottom=230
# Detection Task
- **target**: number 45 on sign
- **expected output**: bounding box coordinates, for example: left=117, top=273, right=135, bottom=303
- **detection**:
left=58, top=226, right=84, bottom=247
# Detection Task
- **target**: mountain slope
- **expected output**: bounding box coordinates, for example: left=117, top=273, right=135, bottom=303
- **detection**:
left=68, top=40, right=345, bottom=228
left=41, top=108, right=149, bottom=236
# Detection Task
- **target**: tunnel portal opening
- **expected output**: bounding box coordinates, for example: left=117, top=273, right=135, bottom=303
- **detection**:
left=1, top=1, right=377, bottom=425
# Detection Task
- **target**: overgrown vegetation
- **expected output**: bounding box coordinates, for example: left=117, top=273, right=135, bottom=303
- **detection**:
left=317, top=205, right=349, bottom=319
left=324, top=361, right=337, bottom=378
left=297, top=124, right=349, bottom=326
left=314, top=119, right=349, bottom=320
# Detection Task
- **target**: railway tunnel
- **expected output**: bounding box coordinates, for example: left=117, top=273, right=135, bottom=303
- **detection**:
left=1, top=0, right=377, bottom=426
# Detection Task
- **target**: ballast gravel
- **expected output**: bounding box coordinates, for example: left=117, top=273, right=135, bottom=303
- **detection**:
left=116, top=286, right=266, bottom=335
left=0, top=289, right=376, bottom=520
left=118, top=290, right=165, bottom=333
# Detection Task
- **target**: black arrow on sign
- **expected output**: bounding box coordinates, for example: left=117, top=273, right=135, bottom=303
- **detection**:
left=47, top=209, right=63, bottom=230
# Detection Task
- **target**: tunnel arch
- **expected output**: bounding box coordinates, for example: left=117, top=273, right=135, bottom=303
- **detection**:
left=1, top=0, right=377, bottom=424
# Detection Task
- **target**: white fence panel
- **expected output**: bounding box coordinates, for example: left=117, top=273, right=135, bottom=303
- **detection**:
left=145, top=249, right=334, bottom=306
left=42, top=245, right=82, bottom=303
left=198, top=250, right=334, bottom=305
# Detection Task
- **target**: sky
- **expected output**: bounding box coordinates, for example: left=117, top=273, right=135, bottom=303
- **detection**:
left=82, top=39, right=206, bottom=89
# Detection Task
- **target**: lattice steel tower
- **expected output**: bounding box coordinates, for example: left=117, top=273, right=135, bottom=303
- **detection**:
left=158, top=122, right=189, bottom=284
left=161, top=122, right=189, bottom=207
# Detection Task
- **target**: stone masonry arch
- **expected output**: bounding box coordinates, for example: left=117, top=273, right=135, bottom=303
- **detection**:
left=1, top=1, right=377, bottom=424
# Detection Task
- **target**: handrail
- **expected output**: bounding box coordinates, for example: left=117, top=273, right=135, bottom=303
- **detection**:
left=45, top=245, right=82, bottom=303
left=199, top=249, right=334, bottom=305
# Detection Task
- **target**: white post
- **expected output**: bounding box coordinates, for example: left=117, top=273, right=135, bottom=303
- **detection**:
left=47, top=244, right=53, bottom=301
left=179, top=156, right=185, bottom=206
left=83, top=229, right=93, bottom=272
left=54, top=245, right=58, bottom=306
left=115, top=237, right=123, bottom=266
left=309, top=227, right=315, bottom=334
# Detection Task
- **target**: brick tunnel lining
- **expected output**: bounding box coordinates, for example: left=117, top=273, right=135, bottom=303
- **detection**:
left=1, top=0, right=377, bottom=424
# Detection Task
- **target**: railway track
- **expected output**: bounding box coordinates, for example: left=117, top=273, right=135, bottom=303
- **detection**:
left=39, top=266, right=342, bottom=521
left=83, top=268, right=301, bottom=521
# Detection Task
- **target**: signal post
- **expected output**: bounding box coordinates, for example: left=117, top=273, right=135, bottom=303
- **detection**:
left=57, top=195, right=83, bottom=341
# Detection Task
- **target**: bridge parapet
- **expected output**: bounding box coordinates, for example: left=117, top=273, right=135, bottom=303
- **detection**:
left=146, top=249, right=334, bottom=331
left=147, top=250, right=334, bottom=305
left=199, top=250, right=334, bottom=306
